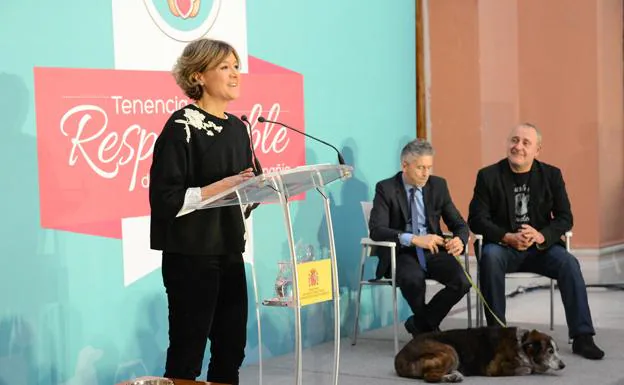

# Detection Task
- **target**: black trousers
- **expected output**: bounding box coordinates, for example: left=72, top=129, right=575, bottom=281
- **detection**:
left=162, top=252, right=248, bottom=384
left=395, top=248, right=470, bottom=331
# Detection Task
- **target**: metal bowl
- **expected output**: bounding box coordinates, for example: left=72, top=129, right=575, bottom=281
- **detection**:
left=129, top=379, right=174, bottom=385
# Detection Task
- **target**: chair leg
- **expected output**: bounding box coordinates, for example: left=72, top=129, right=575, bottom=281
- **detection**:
left=466, top=284, right=472, bottom=328
left=464, top=251, right=472, bottom=328
left=476, top=282, right=483, bottom=327
left=352, top=245, right=367, bottom=346
left=389, top=246, right=399, bottom=354
left=475, top=263, right=482, bottom=327
left=475, top=241, right=484, bottom=327
left=550, top=279, right=555, bottom=331
left=392, top=278, right=399, bottom=355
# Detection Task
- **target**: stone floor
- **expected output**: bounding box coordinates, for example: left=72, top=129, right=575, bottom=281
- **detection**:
left=240, top=249, right=624, bottom=384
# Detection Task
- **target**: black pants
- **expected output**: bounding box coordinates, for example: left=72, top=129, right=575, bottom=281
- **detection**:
left=396, top=248, right=470, bottom=330
left=162, top=252, right=248, bottom=384
left=479, top=244, right=595, bottom=338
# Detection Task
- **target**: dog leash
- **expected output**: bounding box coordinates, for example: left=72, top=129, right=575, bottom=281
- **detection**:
left=453, top=253, right=507, bottom=328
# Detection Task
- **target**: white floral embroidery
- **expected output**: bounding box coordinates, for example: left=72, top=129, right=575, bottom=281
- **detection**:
left=174, top=108, right=224, bottom=143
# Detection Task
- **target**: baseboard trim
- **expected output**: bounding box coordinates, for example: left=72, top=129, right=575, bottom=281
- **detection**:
left=573, top=243, right=624, bottom=256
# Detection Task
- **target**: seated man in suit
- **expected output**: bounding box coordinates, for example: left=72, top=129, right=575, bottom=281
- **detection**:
left=369, top=139, right=470, bottom=336
left=468, top=122, right=604, bottom=360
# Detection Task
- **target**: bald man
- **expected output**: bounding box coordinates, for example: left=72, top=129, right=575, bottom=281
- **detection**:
left=468, top=123, right=604, bottom=360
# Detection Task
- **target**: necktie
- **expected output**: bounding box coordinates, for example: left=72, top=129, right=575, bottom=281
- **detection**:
left=409, top=187, right=427, bottom=271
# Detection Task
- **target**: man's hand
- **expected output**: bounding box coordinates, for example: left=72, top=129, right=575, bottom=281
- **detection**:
left=412, top=234, right=445, bottom=254
left=444, top=236, right=464, bottom=257
left=518, top=224, right=545, bottom=246
left=502, top=228, right=539, bottom=251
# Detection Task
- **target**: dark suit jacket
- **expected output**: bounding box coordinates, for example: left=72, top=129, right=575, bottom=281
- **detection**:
left=467, top=159, right=573, bottom=249
left=369, top=173, right=469, bottom=279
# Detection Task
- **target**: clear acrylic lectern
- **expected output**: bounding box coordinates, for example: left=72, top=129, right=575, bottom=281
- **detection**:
left=180, top=164, right=353, bottom=385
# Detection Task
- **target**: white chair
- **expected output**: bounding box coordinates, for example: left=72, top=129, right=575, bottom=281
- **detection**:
left=474, top=231, right=573, bottom=331
left=352, top=201, right=473, bottom=355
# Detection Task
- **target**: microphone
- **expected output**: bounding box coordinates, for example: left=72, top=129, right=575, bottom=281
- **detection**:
left=257, top=116, right=345, bottom=165
left=241, top=115, right=260, bottom=175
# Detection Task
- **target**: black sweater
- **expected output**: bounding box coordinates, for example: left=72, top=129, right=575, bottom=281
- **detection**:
left=149, top=104, right=255, bottom=255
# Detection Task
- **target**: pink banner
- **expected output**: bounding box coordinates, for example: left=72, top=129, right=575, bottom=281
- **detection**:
left=34, top=62, right=305, bottom=238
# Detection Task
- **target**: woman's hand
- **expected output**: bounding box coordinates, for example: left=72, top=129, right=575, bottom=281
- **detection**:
left=200, top=168, right=255, bottom=200
left=221, top=168, right=255, bottom=189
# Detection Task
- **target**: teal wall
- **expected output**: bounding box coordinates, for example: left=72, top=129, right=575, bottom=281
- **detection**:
left=0, top=1, right=416, bottom=383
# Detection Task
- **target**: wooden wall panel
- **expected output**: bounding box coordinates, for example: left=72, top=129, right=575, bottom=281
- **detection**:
left=416, top=0, right=427, bottom=138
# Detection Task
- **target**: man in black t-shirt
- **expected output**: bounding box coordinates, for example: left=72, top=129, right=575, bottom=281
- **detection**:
left=468, top=123, right=604, bottom=360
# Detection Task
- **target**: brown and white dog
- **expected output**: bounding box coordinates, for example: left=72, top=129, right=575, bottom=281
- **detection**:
left=395, top=327, right=565, bottom=382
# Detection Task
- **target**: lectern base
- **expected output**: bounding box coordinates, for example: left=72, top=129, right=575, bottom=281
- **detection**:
left=262, top=297, right=293, bottom=307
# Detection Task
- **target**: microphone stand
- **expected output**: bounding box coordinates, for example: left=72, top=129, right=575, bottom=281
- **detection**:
left=258, top=116, right=346, bottom=166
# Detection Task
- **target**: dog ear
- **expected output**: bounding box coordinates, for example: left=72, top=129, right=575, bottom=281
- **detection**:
left=522, top=341, right=542, bottom=354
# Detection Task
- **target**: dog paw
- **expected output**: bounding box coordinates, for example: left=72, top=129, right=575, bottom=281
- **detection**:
left=442, top=370, right=464, bottom=382
left=514, top=366, right=532, bottom=376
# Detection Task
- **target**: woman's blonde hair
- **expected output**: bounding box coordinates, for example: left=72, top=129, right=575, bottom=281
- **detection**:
left=172, top=38, right=240, bottom=100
